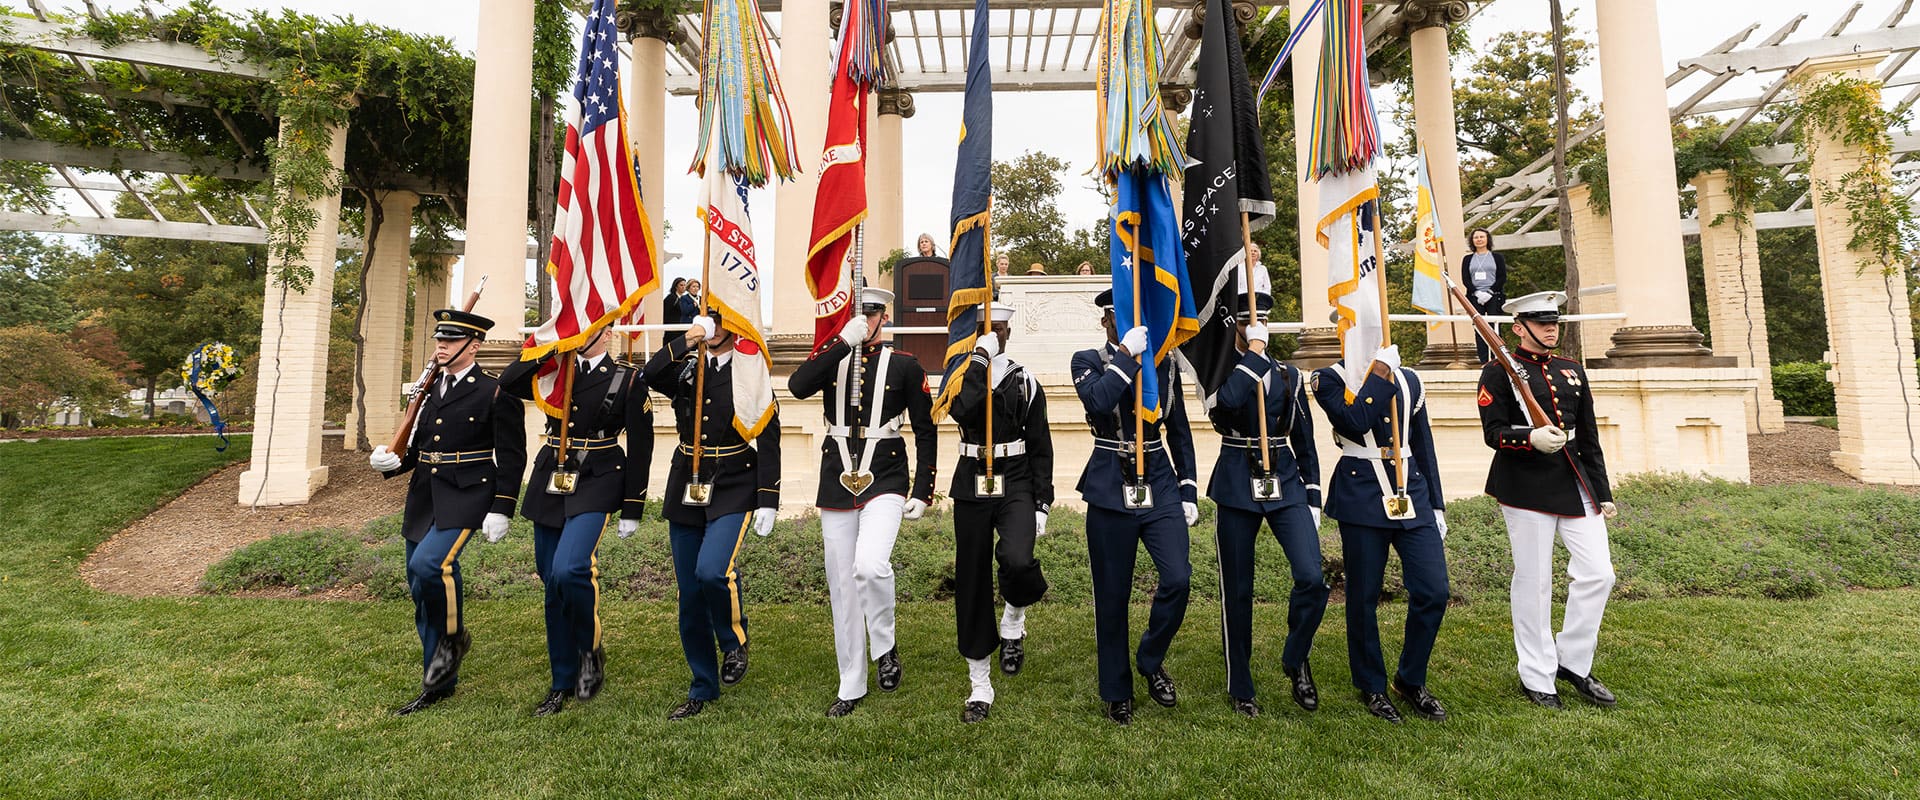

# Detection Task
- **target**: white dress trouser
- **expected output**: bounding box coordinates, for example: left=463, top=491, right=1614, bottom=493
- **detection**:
left=1502, top=495, right=1617, bottom=694
left=821, top=494, right=904, bottom=700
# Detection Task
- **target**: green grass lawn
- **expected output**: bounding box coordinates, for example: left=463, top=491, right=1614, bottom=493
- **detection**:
left=2, top=437, right=1917, bottom=799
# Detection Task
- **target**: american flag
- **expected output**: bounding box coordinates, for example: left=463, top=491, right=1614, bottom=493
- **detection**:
left=521, top=0, right=660, bottom=417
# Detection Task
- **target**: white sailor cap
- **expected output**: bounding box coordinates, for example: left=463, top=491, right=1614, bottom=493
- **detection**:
left=859, top=286, right=895, bottom=311
left=989, top=305, right=1016, bottom=323
left=1502, top=290, right=1567, bottom=322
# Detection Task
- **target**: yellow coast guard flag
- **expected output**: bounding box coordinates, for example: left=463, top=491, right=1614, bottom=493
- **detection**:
left=1411, top=145, right=1449, bottom=332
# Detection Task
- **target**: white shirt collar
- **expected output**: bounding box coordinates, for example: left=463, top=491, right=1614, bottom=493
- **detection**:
left=579, top=352, right=606, bottom=372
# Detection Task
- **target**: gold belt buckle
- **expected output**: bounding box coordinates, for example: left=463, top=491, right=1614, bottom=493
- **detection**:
left=974, top=474, right=1005, bottom=498
left=682, top=477, right=713, bottom=507
left=546, top=468, right=578, bottom=495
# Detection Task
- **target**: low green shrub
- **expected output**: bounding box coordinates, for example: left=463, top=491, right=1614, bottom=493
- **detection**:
left=209, top=475, right=1920, bottom=605
left=200, top=528, right=372, bottom=594
left=1772, top=362, right=1836, bottom=416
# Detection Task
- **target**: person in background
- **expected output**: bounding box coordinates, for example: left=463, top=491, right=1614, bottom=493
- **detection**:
left=678, top=279, right=703, bottom=325
left=995, top=254, right=1010, bottom=277
left=664, top=278, right=687, bottom=326
left=1077, top=262, right=1095, bottom=276
left=916, top=233, right=940, bottom=258
left=1461, top=228, right=1509, bottom=364
left=1026, top=263, right=1047, bottom=276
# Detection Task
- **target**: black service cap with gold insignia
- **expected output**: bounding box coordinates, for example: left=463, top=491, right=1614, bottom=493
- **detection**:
left=432, top=308, right=495, bottom=340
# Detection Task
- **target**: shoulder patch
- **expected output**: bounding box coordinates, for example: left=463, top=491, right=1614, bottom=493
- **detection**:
left=1477, top=386, right=1493, bottom=407
left=1308, top=371, right=1320, bottom=393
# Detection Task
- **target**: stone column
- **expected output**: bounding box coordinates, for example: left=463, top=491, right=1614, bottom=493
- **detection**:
left=238, top=121, right=349, bottom=506
left=1401, top=1, right=1475, bottom=367
left=871, top=87, right=911, bottom=269
left=1564, top=184, right=1621, bottom=361
left=621, top=6, right=675, bottom=354
left=1792, top=53, right=1920, bottom=484
left=770, top=0, right=833, bottom=363
left=410, top=255, right=452, bottom=377
left=1694, top=170, right=1786, bottom=434
left=345, top=190, right=419, bottom=451
left=463, top=0, right=536, bottom=358
left=1591, top=0, right=1716, bottom=365
left=1289, top=0, right=1338, bottom=365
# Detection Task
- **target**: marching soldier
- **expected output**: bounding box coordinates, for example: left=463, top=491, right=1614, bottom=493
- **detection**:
left=368, top=309, right=526, bottom=716
left=947, top=302, right=1053, bottom=724
left=643, top=311, right=782, bottom=721
left=498, top=328, right=654, bottom=717
left=1207, top=289, right=1327, bottom=718
left=1478, top=290, right=1618, bottom=710
left=789, top=287, right=937, bottom=718
left=1071, top=290, right=1200, bottom=725
left=1311, top=344, right=1450, bottom=724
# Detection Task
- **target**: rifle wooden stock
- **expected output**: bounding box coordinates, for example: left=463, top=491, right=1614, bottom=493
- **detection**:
left=1440, top=272, right=1553, bottom=427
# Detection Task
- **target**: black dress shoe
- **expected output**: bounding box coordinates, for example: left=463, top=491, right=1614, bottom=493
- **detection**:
left=1284, top=661, right=1319, bottom=711
left=999, top=637, right=1025, bottom=675
left=1146, top=669, right=1178, bottom=708
left=667, top=699, right=705, bottom=721
left=1359, top=692, right=1403, bottom=723
left=1104, top=699, right=1133, bottom=725
left=421, top=629, right=471, bottom=691
left=1556, top=667, right=1618, bottom=707
left=876, top=647, right=902, bottom=692
left=532, top=690, right=568, bottom=717
left=392, top=686, right=454, bottom=716
left=576, top=646, right=605, bottom=701
left=1230, top=697, right=1261, bottom=718
left=1391, top=678, right=1447, bottom=722
left=1522, top=687, right=1564, bottom=710
left=825, top=697, right=861, bottom=718
left=961, top=701, right=991, bottom=724
left=720, top=644, right=749, bottom=686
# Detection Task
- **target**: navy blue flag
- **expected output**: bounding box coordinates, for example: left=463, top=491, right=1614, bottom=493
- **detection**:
left=931, top=0, right=993, bottom=421
left=1110, top=167, right=1200, bottom=423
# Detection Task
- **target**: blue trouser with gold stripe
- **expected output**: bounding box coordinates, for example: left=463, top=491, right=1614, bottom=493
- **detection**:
left=406, top=524, right=474, bottom=686
left=669, top=513, right=751, bottom=701
left=534, top=513, right=610, bottom=693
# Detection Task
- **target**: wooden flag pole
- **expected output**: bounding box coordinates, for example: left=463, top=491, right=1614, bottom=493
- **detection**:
left=983, top=205, right=995, bottom=482
left=690, top=210, right=714, bottom=479
left=554, top=354, right=576, bottom=463
left=1129, top=215, right=1146, bottom=485
left=1371, top=204, right=1408, bottom=493
left=1240, top=213, right=1271, bottom=476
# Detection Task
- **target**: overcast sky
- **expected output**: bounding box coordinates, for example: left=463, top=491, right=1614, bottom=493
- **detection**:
left=78, top=0, right=1897, bottom=292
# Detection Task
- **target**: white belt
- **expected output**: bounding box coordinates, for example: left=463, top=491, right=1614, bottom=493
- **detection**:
left=825, top=425, right=902, bottom=440
left=958, top=440, right=1026, bottom=458
left=1339, top=443, right=1396, bottom=460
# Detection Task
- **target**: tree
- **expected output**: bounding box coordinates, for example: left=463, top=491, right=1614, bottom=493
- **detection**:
left=0, top=232, right=84, bottom=330
left=0, top=325, right=127, bottom=427
left=989, top=151, right=1106, bottom=273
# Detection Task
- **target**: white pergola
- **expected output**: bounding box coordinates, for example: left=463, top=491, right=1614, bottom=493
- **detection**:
left=1464, top=0, right=1920, bottom=249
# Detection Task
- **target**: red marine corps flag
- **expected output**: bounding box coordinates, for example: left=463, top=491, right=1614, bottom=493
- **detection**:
left=520, top=0, right=660, bottom=416
left=805, top=0, right=887, bottom=351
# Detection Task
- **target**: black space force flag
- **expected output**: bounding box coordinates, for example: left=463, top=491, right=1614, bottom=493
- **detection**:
left=1178, top=0, right=1276, bottom=409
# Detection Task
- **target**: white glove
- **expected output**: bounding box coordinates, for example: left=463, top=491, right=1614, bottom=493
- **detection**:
left=1600, top=501, right=1618, bottom=519
left=1183, top=501, right=1199, bottom=527
left=369, top=445, right=402, bottom=472
left=1529, top=425, right=1568, bottom=454
left=1434, top=509, right=1448, bottom=540
left=1310, top=507, right=1322, bottom=530
left=1034, top=510, right=1049, bottom=536
left=752, top=508, right=776, bottom=538
left=618, top=519, right=640, bottom=539
left=688, top=315, right=717, bottom=342
left=1372, top=344, right=1401, bottom=373
left=975, top=331, right=1000, bottom=359
left=838, top=315, right=870, bottom=348
left=902, top=498, right=928, bottom=520
left=1119, top=325, right=1150, bottom=359
left=1245, top=322, right=1270, bottom=345
left=483, top=512, right=511, bottom=543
